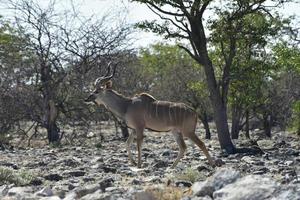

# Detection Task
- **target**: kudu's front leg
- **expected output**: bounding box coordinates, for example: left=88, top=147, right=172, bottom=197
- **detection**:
left=135, top=127, right=145, bottom=168
left=126, top=131, right=136, bottom=166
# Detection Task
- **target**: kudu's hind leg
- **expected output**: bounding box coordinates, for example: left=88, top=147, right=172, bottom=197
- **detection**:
left=126, top=131, right=136, bottom=166
left=188, top=133, right=215, bottom=166
left=171, top=131, right=187, bottom=168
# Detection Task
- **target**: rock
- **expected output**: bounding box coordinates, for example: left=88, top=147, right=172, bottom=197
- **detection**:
left=192, top=168, right=240, bottom=197
left=161, top=149, right=171, bottom=156
left=144, top=176, right=162, bottom=183
left=68, top=170, right=86, bottom=177
left=284, top=148, right=299, bottom=156
left=99, top=177, right=114, bottom=192
left=213, top=175, right=278, bottom=200
left=7, top=187, right=34, bottom=196
left=190, top=196, right=213, bottom=200
left=274, top=140, right=286, bottom=148
left=105, top=186, right=121, bottom=193
left=132, top=178, right=143, bottom=185
left=44, top=173, right=63, bottom=181
left=208, top=168, right=241, bottom=190
left=195, top=165, right=211, bottom=172
left=81, top=190, right=118, bottom=200
left=0, top=185, right=10, bottom=197
left=68, top=184, right=76, bottom=191
left=214, top=158, right=225, bottom=167
left=91, top=156, right=104, bottom=163
left=80, top=189, right=102, bottom=200
left=257, top=139, right=275, bottom=150
left=0, top=162, right=19, bottom=169
left=101, top=165, right=117, bottom=173
left=192, top=181, right=215, bottom=197
left=35, top=186, right=54, bottom=197
left=87, top=132, right=95, bottom=138
left=152, top=160, right=169, bottom=168
left=75, top=184, right=101, bottom=198
left=82, top=176, right=95, bottom=182
left=252, top=170, right=267, bottom=175
left=241, top=156, right=264, bottom=166
left=275, top=186, right=300, bottom=200
left=252, top=167, right=269, bottom=175
left=64, top=191, right=77, bottom=200
left=135, top=191, right=156, bottom=200
left=30, top=177, right=43, bottom=186
left=41, top=196, right=61, bottom=200
left=175, top=180, right=192, bottom=187
left=284, top=160, right=294, bottom=166
left=60, top=158, right=81, bottom=167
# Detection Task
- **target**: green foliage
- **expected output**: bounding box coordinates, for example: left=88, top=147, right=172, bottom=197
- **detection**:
left=49, top=142, right=62, bottom=148
left=188, top=81, right=209, bottom=100
left=173, top=167, right=206, bottom=183
left=210, top=9, right=287, bottom=122
left=0, top=167, right=35, bottom=186
left=144, top=186, right=184, bottom=200
left=273, top=43, right=300, bottom=73
left=139, top=43, right=201, bottom=100
left=0, top=17, right=35, bottom=137
left=290, top=101, right=300, bottom=135
left=95, top=142, right=102, bottom=149
left=138, top=43, right=213, bottom=119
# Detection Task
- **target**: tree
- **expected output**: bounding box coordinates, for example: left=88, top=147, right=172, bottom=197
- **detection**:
left=213, top=12, right=285, bottom=139
left=132, top=0, right=291, bottom=153
left=270, top=43, right=300, bottom=133
left=138, top=43, right=213, bottom=139
left=3, top=0, right=133, bottom=144
left=0, top=16, right=35, bottom=141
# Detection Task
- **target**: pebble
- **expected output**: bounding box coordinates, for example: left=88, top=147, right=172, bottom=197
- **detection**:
left=44, top=173, right=63, bottom=181
left=0, top=129, right=299, bottom=199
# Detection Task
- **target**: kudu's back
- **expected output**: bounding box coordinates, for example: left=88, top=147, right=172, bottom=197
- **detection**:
left=134, top=93, right=197, bottom=133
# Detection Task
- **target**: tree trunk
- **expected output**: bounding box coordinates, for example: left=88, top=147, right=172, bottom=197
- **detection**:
left=231, top=103, right=242, bottom=139
left=263, top=113, right=272, bottom=138
left=202, top=59, right=235, bottom=153
left=41, top=64, right=60, bottom=144
left=46, top=100, right=60, bottom=143
left=199, top=113, right=211, bottom=139
left=245, top=109, right=250, bottom=139
left=47, top=121, right=60, bottom=143
left=188, top=18, right=235, bottom=154
left=213, top=103, right=236, bottom=153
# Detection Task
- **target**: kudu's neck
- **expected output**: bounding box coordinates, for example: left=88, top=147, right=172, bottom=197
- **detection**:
left=101, top=90, right=131, bottom=120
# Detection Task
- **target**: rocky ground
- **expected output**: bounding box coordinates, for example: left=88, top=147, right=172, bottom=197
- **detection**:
left=0, top=123, right=299, bottom=200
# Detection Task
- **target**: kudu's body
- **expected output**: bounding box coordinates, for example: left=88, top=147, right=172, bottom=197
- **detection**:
left=85, top=66, right=214, bottom=168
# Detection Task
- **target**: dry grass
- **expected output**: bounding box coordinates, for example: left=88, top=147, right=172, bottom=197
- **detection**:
left=174, top=167, right=206, bottom=183
left=136, top=186, right=191, bottom=200
left=0, top=167, right=35, bottom=186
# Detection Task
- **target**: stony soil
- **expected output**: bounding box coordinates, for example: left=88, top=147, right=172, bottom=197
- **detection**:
left=0, top=123, right=299, bottom=200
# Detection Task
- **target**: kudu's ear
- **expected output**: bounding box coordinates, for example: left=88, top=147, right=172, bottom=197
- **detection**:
left=105, top=80, right=112, bottom=89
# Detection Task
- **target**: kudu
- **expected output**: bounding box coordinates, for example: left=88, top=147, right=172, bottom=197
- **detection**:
left=85, top=64, right=215, bottom=168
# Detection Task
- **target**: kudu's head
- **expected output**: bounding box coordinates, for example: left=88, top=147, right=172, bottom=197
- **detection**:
left=84, top=62, right=115, bottom=105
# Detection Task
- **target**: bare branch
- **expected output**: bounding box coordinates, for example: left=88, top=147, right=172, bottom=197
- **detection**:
left=145, top=1, right=185, bottom=17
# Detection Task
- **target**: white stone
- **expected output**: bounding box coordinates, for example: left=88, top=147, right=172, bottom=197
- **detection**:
left=35, top=186, right=54, bottom=197
left=213, top=175, right=278, bottom=200
left=192, top=168, right=240, bottom=197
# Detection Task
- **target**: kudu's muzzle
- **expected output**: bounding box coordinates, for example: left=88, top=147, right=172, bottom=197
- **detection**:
left=84, top=93, right=96, bottom=103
